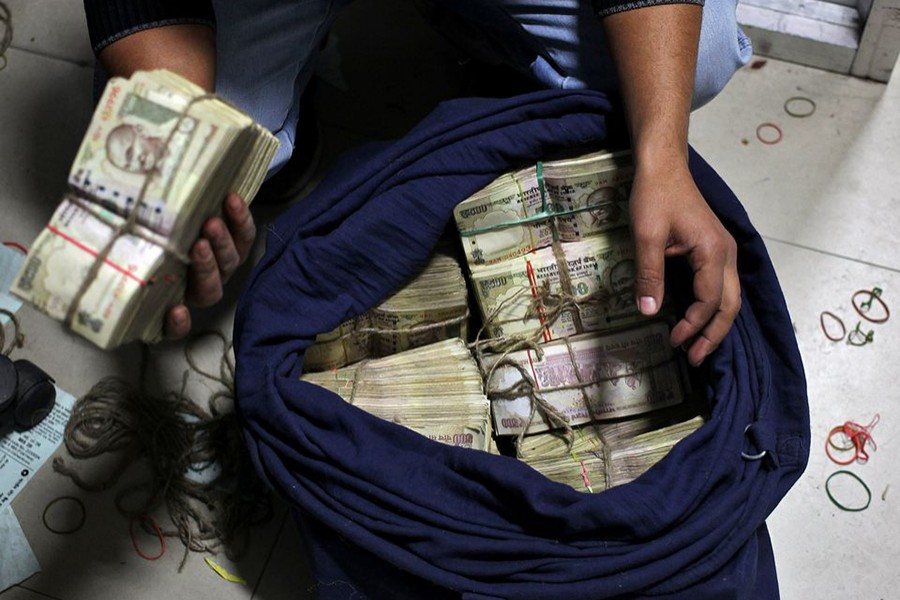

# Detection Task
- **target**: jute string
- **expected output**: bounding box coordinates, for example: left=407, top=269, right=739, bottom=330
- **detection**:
left=0, top=2, right=11, bottom=72
left=1, top=308, right=24, bottom=356
left=328, top=310, right=469, bottom=344
left=52, top=331, right=272, bottom=570
left=465, top=162, right=649, bottom=451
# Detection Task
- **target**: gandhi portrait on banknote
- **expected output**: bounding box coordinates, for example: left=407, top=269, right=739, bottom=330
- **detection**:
left=105, top=123, right=167, bottom=174
left=609, top=258, right=636, bottom=311
left=584, top=186, right=626, bottom=229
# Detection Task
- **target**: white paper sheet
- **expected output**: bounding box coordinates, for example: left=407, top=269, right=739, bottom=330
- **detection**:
left=0, top=244, right=25, bottom=322
left=0, top=505, right=40, bottom=593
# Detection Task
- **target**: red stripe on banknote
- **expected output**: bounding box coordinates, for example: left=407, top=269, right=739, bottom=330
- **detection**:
left=46, top=225, right=146, bottom=287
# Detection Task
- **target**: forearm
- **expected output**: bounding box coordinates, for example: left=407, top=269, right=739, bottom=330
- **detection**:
left=98, top=24, right=216, bottom=91
left=84, top=0, right=216, bottom=90
left=602, top=4, right=701, bottom=169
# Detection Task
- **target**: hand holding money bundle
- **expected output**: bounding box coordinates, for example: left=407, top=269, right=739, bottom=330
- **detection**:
left=452, top=148, right=699, bottom=490
left=12, top=70, right=278, bottom=349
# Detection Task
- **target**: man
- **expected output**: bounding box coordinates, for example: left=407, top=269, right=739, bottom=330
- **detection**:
left=83, top=0, right=748, bottom=367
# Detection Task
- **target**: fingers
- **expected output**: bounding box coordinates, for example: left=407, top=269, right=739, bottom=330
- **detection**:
left=164, top=304, right=192, bottom=340
left=185, top=194, right=255, bottom=309
left=166, top=194, right=254, bottom=339
left=673, top=234, right=740, bottom=366
left=185, top=238, right=223, bottom=307
left=224, top=193, right=256, bottom=262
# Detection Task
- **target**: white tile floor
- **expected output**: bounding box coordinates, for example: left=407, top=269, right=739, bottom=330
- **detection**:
left=1, top=1, right=898, bottom=599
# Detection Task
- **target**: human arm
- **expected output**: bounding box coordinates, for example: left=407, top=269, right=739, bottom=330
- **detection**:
left=601, top=3, right=741, bottom=366
left=84, top=2, right=257, bottom=339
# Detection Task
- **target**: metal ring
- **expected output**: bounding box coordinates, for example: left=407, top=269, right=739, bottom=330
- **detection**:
left=756, top=122, right=783, bottom=145
left=741, top=424, right=767, bottom=460
left=42, top=496, right=86, bottom=534
left=784, top=96, right=816, bottom=118
left=741, top=449, right=767, bottom=460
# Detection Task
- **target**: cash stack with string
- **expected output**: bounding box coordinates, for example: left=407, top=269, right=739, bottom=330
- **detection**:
left=453, top=149, right=705, bottom=493
left=11, top=69, right=279, bottom=349
left=299, top=244, right=495, bottom=453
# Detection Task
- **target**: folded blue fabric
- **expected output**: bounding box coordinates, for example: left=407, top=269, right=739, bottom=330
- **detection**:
left=233, top=89, right=809, bottom=599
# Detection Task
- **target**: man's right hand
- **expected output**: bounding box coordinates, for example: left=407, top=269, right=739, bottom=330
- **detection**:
left=628, top=157, right=741, bottom=367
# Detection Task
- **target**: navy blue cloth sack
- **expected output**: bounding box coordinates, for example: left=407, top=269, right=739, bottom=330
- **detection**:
left=233, top=89, right=810, bottom=599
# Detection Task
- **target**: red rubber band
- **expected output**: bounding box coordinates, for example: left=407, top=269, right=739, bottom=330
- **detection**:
left=852, top=289, right=890, bottom=323
left=130, top=515, right=166, bottom=560
left=825, top=426, right=858, bottom=465
left=2, top=241, right=28, bottom=254
left=756, top=123, right=783, bottom=145
left=825, top=418, right=879, bottom=465
left=819, top=311, right=846, bottom=342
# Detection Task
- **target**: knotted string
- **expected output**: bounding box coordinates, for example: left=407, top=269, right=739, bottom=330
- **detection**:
left=53, top=331, right=272, bottom=570
left=0, top=2, right=11, bottom=72
left=0, top=308, right=24, bottom=356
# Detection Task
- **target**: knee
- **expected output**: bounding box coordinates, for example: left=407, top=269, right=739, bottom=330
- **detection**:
left=692, top=1, right=753, bottom=109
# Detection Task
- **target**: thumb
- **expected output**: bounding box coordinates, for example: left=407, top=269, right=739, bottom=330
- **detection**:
left=631, top=228, right=666, bottom=316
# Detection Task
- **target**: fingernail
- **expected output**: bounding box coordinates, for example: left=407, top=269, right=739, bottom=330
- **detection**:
left=638, top=296, right=657, bottom=315
left=195, top=242, right=211, bottom=261
left=228, top=194, right=244, bottom=212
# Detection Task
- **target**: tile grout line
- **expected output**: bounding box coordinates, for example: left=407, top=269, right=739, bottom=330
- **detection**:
left=13, top=585, right=66, bottom=600
left=761, top=235, right=900, bottom=275
left=7, top=45, right=92, bottom=68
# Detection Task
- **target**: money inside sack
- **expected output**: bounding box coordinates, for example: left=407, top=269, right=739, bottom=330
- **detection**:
left=300, top=148, right=705, bottom=493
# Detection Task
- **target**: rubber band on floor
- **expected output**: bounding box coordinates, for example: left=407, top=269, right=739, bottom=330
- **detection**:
left=819, top=311, right=845, bottom=341
left=130, top=514, right=166, bottom=560
left=826, top=470, right=871, bottom=512
left=756, top=123, right=783, bottom=145
left=784, top=96, right=816, bottom=118
left=42, top=496, right=86, bottom=534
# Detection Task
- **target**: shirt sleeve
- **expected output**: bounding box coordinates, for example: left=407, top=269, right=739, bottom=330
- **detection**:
left=593, top=0, right=704, bottom=19
left=83, top=0, right=215, bottom=55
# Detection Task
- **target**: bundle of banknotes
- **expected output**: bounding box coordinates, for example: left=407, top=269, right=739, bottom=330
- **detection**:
left=449, top=146, right=701, bottom=490
left=469, top=232, right=644, bottom=341
left=456, top=150, right=647, bottom=344
left=303, top=247, right=469, bottom=372
left=12, top=69, right=279, bottom=348
left=481, top=320, right=686, bottom=436
left=301, top=338, right=494, bottom=453
left=453, top=150, right=633, bottom=268
left=516, top=415, right=705, bottom=492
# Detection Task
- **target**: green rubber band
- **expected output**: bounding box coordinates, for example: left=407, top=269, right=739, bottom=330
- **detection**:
left=460, top=160, right=604, bottom=237
left=826, top=470, right=872, bottom=512
left=459, top=203, right=603, bottom=237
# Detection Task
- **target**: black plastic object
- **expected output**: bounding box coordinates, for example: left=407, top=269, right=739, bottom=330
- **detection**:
left=0, top=355, right=16, bottom=413
left=0, top=356, right=56, bottom=430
